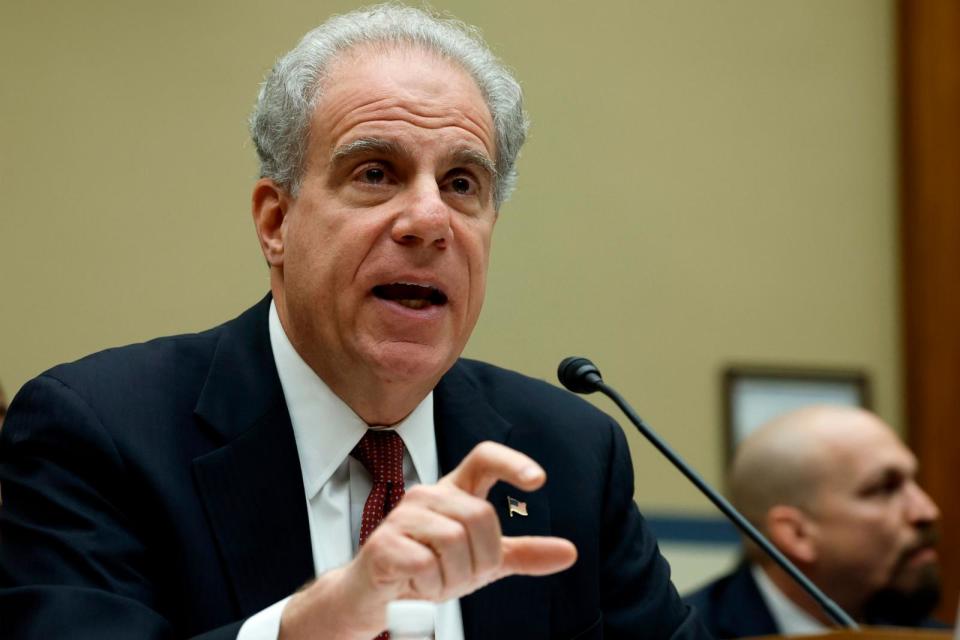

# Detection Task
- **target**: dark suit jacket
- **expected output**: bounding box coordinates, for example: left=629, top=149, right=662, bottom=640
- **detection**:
left=0, top=296, right=710, bottom=639
left=683, top=563, right=779, bottom=639
left=684, top=562, right=945, bottom=639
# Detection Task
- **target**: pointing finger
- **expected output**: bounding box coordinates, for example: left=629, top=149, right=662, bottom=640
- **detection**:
left=441, top=441, right=546, bottom=498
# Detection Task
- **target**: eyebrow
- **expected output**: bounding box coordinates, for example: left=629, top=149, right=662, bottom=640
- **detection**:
left=330, top=137, right=410, bottom=166
left=858, top=463, right=912, bottom=490
left=329, top=137, right=497, bottom=181
left=445, top=147, right=498, bottom=182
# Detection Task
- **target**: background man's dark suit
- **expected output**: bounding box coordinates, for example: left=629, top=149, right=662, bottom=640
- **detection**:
left=0, top=296, right=705, bottom=639
left=683, top=563, right=779, bottom=639
left=684, top=562, right=946, bottom=639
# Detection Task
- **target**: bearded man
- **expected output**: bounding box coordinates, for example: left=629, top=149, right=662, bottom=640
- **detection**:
left=685, top=405, right=943, bottom=638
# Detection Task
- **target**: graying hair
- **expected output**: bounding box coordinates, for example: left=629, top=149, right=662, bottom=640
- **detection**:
left=250, top=3, right=528, bottom=208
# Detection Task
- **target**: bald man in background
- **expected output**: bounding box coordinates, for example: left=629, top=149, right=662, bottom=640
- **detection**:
left=684, top=405, right=943, bottom=638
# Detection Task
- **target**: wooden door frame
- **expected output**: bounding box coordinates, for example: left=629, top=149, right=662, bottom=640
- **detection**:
left=898, top=0, right=960, bottom=624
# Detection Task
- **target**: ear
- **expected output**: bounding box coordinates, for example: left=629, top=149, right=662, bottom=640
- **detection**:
left=252, top=178, right=290, bottom=267
left=765, top=505, right=818, bottom=565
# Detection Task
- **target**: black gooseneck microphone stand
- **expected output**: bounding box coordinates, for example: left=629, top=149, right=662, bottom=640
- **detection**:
left=557, top=356, right=859, bottom=631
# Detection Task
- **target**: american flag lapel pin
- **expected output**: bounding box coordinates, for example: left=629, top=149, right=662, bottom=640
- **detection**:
left=507, top=496, right=528, bottom=518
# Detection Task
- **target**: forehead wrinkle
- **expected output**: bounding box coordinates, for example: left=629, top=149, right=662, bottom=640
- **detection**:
left=320, top=84, right=495, bottom=148
left=321, top=53, right=494, bottom=128
left=315, top=44, right=498, bottom=168
left=398, top=100, right=494, bottom=149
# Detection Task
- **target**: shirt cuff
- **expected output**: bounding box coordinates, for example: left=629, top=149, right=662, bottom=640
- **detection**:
left=236, top=596, right=293, bottom=640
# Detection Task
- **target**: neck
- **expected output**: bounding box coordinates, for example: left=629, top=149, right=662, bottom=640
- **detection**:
left=321, top=370, right=432, bottom=426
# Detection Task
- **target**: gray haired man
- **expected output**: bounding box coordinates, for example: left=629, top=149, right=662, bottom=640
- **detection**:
left=0, top=6, right=710, bottom=639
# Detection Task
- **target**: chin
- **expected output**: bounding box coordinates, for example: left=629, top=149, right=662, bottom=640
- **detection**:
left=863, top=563, right=942, bottom=624
left=368, top=342, right=456, bottom=386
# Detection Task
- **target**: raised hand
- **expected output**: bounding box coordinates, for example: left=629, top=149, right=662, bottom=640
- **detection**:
left=279, top=441, right=577, bottom=639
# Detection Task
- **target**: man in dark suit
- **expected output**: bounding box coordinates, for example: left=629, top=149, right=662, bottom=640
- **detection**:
left=0, top=5, right=709, bottom=639
left=684, top=406, right=942, bottom=638
left=0, top=379, right=6, bottom=430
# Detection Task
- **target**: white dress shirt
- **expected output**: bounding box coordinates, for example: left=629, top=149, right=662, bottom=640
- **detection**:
left=237, top=302, right=464, bottom=639
left=751, top=564, right=828, bottom=636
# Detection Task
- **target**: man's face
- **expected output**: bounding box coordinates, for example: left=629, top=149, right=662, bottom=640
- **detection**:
left=807, top=415, right=940, bottom=615
left=271, top=46, right=497, bottom=416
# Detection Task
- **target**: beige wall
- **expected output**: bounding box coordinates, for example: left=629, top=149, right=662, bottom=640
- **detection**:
left=0, top=1, right=898, bottom=513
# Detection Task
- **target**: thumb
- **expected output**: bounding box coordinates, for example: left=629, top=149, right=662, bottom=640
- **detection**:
left=498, top=536, right=578, bottom=578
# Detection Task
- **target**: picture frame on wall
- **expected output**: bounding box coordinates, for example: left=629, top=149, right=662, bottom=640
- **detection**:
left=722, top=365, right=871, bottom=467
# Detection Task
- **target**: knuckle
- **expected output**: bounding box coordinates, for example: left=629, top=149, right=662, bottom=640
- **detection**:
left=473, top=500, right=497, bottom=523
left=404, top=484, right=433, bottom=501
left=460, top=500, right=495, bottom=529
left=409, top=549, right=437, bottom=574
left=434, top=522, right=468, bottom=549
left=473, top=440, right=499, bottom=458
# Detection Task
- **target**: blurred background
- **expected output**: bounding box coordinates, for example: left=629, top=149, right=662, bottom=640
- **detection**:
left=1, top=0, right=957, bottom=622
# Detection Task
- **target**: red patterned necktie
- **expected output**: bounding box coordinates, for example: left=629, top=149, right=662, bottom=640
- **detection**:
left=352, top=429, right=406, bottom=640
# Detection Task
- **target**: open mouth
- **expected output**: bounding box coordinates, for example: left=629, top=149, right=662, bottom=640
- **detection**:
left=372, top=283, right=448, bottom=310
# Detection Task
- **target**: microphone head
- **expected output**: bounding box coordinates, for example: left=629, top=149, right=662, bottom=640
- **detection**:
left=557, top=357, right=603, bottom=394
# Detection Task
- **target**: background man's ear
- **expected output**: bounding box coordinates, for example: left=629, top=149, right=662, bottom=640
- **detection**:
left=252, top=178, right=290, bottom=267
left=766, top=504, right=819, bottom=565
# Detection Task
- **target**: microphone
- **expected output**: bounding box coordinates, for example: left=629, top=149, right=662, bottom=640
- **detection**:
left=557, top=356, right=603, bottom=393
left=557, top=356, right=859, bottom=630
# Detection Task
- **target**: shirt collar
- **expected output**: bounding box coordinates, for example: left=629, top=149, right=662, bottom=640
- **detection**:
left=751, top=564, right=829, bottom=636
left=268, top=301, right=437, bottom=499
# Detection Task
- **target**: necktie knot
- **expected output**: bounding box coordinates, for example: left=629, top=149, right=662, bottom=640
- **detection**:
left=351, top=430, right=405, bottom=485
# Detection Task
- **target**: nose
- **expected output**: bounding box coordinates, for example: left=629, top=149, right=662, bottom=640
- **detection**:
left=905, top=481, right=940, bottom=525
left=391, top=177, right=452, bottom=249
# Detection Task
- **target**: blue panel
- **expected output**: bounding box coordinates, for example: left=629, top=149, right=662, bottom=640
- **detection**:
left=644, top=513, right=742, bottom=545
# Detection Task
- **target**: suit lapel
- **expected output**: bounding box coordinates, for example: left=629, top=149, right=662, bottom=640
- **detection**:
left=192, top=296, right=313, bottom=615
left=189, top=317, right=557, bottom=630
left=717, top=563, right=779, bottom=638
left=435, top=362, right=552, bottom=639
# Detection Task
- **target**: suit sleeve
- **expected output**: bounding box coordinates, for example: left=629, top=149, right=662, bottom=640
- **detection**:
left=0, top=375, right=245, bottom=640
left=598, top=417, right=713, bottom=639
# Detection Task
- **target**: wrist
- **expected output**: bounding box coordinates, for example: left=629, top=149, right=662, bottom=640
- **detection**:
left=279, top=566, right=382, bottom=640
